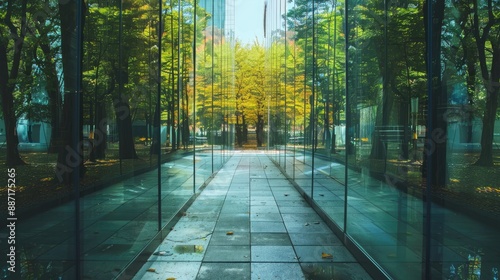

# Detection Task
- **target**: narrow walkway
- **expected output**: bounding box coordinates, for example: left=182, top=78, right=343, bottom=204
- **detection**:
left=133, top=151, right=373, bottom=279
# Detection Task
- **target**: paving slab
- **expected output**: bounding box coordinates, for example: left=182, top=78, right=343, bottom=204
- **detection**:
left=134, top=152, right=371, bottom=279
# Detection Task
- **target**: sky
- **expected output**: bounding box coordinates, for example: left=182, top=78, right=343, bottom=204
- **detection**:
left=233, top=0, right=265, bottom=45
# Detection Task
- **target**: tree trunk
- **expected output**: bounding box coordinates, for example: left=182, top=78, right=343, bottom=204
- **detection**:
left=0, top=0, right=28, bottom=166
left=114, top=99, right=138, bottom=159
left=475, top=46, right=500, bottom=166
left=0, top=86, right=25, bottom=166
left=170, top=81, right=178, bottom=151
left=369, top=20, right=396, bottom=161
left=94, top=102, right=107, bottom=159
left=181, top=83, right=189, bottom=149
left=464, top=39, right=476, bottom=143
left=422, top=0, right=447, bottom=188
left=243, top=116, right=248, bottom=143
left=38, top=40, right=62, bottom=153
left=369, top=86, right=393, bottom=160
left=55, top=0, right=86, bottom=184
left=235, top=118, right=243, bottom=147
left=475, top=86, right=498, bottom=166
left=400, top=99, right=410, bottom=160
left=5, top=121, right=24, bottom=166
left=150, top=102, right=161, bottom=154
left=256, top=114, right=264, bottom=147
left=473, top=0, right=500, bottom=166
left=430, top=38, right=448, bottom=185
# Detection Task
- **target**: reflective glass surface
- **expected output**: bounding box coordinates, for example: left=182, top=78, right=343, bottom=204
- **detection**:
left=2, top=0, right=500, bottom=279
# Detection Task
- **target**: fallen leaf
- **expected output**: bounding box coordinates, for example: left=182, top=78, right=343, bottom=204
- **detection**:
left=147, top=268, right=156, bottom=272
left=226, top=231, right=234, bottom=235
left=166, top=278, right=176, bottom=280
left=321, top=252, right=333, bottom=259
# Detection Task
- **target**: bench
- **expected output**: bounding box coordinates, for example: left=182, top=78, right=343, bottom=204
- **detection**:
left=374, top=125, right=411, bottom=143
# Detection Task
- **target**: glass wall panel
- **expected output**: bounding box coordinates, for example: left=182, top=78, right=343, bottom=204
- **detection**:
left=192, top=0, right=209, bottom=189
left=426, top=0, right=500, bottom=278
left=278, top=0, right=348, bottom=231
left=266, top=0, right=282, bottom=163
left=272, top=0, right=500, bottom=278
left=6, top=0, right=500, bottom=279
left=80, top=0, right=164, bottom=277
left=283, top=0, right=315, bottom=196
left=1, top=0, right=234, bottom=278
left=309, top=0, right=348, bottom=230
left=0, top=0, right=81, bottom=278
left=344, top=0, right=427, bottom=277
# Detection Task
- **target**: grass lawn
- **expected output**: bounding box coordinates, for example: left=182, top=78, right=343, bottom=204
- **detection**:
left=0, top=144, right=161, bottom=216
left=331, top=148, right=500, bottom=221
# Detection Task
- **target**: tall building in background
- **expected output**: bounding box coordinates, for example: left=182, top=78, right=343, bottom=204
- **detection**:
left=199, top=0, right=226, bottom=30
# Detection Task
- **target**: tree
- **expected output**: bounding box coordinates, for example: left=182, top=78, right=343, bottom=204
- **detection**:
left=55, top=0, right=86, bottom=183
left=249, top=43, right=270, bottom=147
left=0, top=0, right=28, bottom=166
left=233, top=42, right=251, bottom=146
left=31, top=0, right=63, bottom=154
left=422, top=0, right=447, bottom=186
left=470, top=0, right=500, bottom=166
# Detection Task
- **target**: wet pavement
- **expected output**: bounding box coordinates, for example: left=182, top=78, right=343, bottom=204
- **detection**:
left=133, top=151, right=373, bottom=280
left=6, top=148, right=497, bottom=279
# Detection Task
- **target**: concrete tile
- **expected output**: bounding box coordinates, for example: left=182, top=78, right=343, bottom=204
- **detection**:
left=251, top=263, right=304, bottom=280
left=250, top=200, right=277, bottom=206
left=289, top=232, right=341, bottom=246
left=203, top=245, right=250, bottom=262
left=164, top=227, right=214, bottom=243
left=197, top=263, right=250, bottom=280
left=250, top=179, right=270, bottom=187
left=214, top=224, right=250, bottom=233
left=182, top=212, right=220, bottom=222
left=251, top=205, right=280, bottom=214
left=251, top=221, right=287, bottom=233
left=294, top=245, right=357, bottom=262
left=272, top=191, right=302, bottom=199
left=135, top=261, right=201, bottom=280
left=284, top=221, right=332, bottom=233
left=251, top=245, right=298, bottom=262
left=268, top=179, right=293, bottom=187
left=250, top=190, right=273, bottom=197
left=149, top=243, right=207, bottom=262
left=209, top=231, right=250, bottom=246
left=220, top=205, right=250, bottom=215
left=217, top=213, right=250, bottom=222
left=170, top=220, right=217, bottom=232
left=276, top=200, right=309, bottom=207
left=282, top=213, right=323, bottom=223
left=251, top=233, right=292, bottom=246
left=250, top=213, right=283, bottom=222
left=278, top=206, right=317, bottom=214
left=250, top=195, right=275, bottom=202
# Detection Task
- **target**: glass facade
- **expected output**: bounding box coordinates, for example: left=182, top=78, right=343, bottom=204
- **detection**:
left=1, top=0, right=500, bottom=279
left=1, top=0, right=233, bottom=278
left=266, top=0, right=500, bottom=279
